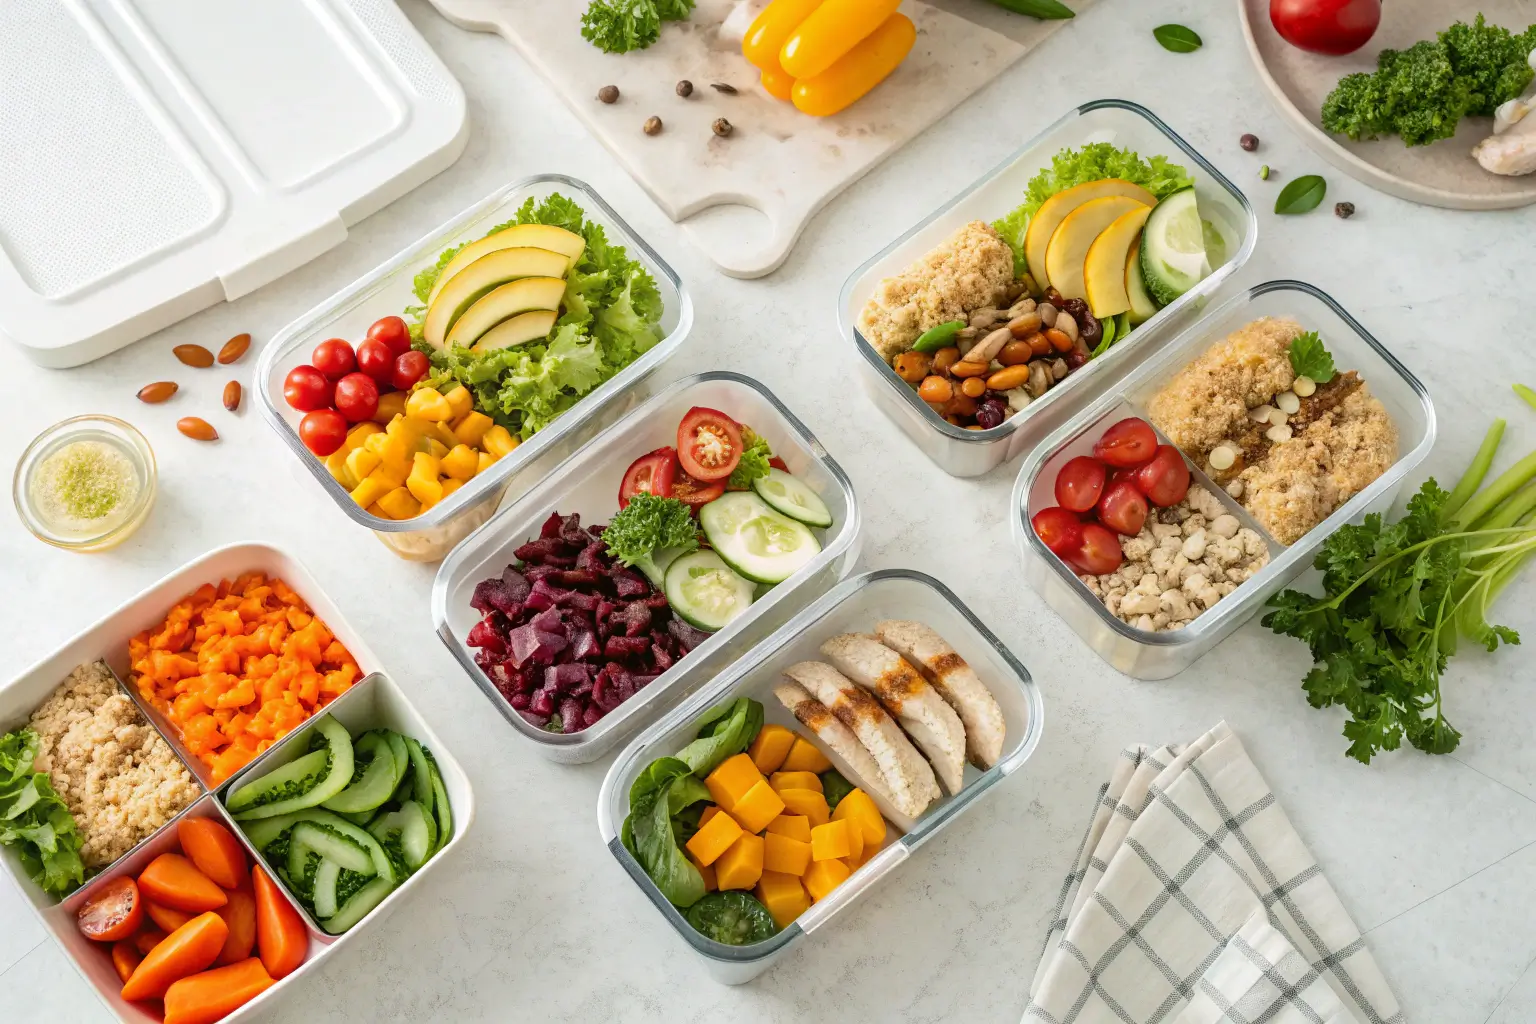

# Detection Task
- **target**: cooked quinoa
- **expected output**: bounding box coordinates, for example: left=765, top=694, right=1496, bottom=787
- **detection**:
left=29, top=661, right=200, bottom=869
left=857, top=220, right=1015, bottom=363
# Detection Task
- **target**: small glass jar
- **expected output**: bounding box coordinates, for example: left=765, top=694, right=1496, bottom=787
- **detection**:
left=13, top=415, right=157, bottom=551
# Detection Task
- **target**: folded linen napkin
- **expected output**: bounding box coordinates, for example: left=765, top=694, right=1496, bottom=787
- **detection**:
left=1025, top=722, right=1400, bottom=1024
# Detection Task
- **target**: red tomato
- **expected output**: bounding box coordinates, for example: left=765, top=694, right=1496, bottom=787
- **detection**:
left=367, top=315, right=413, bottom=358
left=1092, top=418, right=1159, bottom=468
left=310, top=338, right=356, bottom=380
left=1073, top=523, right=1124, bottom=576
left=282, top=365, right=333, bottom=412
left=1054, top=456, right=1107, bottom=513
left=392, top=350, right=430, bottom=391
left=333, top=372, right=380, bottom=423
left=355, top=338, right=395, bottom=384
left=1270, top=0, right=1379, bottom=55
left=618, top=447, right=679, bottom=508
left=671, top=472, right=726, bottom=511
left=76, top=876, right=143, bottom=943
left=298, top=409, right=348, bottom=456
left=676, top=407, right=743, bottom=482
left=1097, top=481, right=1149, bottom=537
left=768, top=456, right=790, bottom=472
left=1131, top=445, right=1191, bottom=508
left=1031, top=507, right=1084, bottom=558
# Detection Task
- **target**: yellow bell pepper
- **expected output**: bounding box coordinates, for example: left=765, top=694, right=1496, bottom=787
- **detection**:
left=779, top=0, right=899, bottom=79
left=481, top=424, right=518, bottom=459
left=346, top=446, right=382, bottom=484
left=372, top=391, right=407, bottom=424
left=743, top=0, right=822, bottom=70
left=407, top=452, right=444, bottom=506
left=477, top=451, right=496, bottom=474
left=443, top=385, right=474, bottom=421
left=790, top=12, right=913, bottom=117
left=441, top=444, right=479, bottom=481
left=406, top=387, right=454, bottom=422
left=452, top=411, right=494, bottom=448
left=376, top=486, right=421, bottom=521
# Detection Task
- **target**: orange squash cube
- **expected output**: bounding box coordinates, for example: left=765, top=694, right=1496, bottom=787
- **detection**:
left=844, top=816, right=865, bottom=865
left=803, top=857, right=851, bottom=901
left=748, top=724, right=797, bottom=774
left=763, top=831, right=812, bottom=876
left=778, top=787, right=830, bottom=827
left=769, top=771, right=823, bottom=793
left=705, top=753, right=764, bottom=812
left=756, top=871, right=811, bottom=929
left=833, top=789, right=887, bottom=847
left=714, top=832, right=764, bottom=891
left=781, top=737, right=832, bottom=774
left=728, top=779, right=785, bottom=835
left=810, top=820, right=852, bottom=861
left=764, top=814, right=812, bottom=843
left=688, top=850, right=717, bottom=891
left=699, top=805, right=721, bottom=828
left=684, top=807, right=744, bottom=867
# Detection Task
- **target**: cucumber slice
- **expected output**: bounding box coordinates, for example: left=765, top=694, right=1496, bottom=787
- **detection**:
left=402, top=736, right=435, bottom=812
left=368, top=801, right=434, bottom=872
left=286, top=809, right=398, bottom=885
left=230, top=717, right=354, bottom=820
left=634, top=544, right=689, bottom=589
left=1124, top=238, right=1160, bottom=325
left=336, top=808, right=375, bottom=827
left=698, top=492, right=821, bottom=585
left=225, top=749, right=327, bottom=815
left=425, top=751, right=452, bottom=849
left=322, top=875, right=395, bottom=934
left=1139, top=187, right=1211, bottom=307
left=385, top=732, right=410, bottom=784
left=751, top=469, right=832, bottom=528
left=312, top=858, right=343, bottom=919
left=321, top=732, right=401, bottom=815
left=664, top=550, right=756, bottom=632
left=241, top=810, right=309, bottom=852
left=290, top=821, right=375, bottom=874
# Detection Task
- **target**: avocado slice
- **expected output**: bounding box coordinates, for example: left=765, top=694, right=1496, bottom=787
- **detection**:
left=471, top=309, right=558, bottom=354
left=422, top=247, right=568, bottom=349
left=427, top=224, right=585, bottom=307
left=445, top=276, right=566, bottom=350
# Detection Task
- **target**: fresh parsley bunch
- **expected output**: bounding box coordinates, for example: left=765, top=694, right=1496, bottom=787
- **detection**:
left=581, top=0, right=695, bottom=54
left=602, top=493, right=700, bottom=586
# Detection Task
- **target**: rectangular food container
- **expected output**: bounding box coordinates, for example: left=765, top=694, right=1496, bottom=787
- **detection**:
left=256, top=174, right=693, bottom=562
left=597, top=569, right=1044, bottom=984
left=1011, top=280, right=1436, bottom=679
left=0, top=543, right=471, bottom=1022
left=838, top=99, right=1257, bottom=478
left=432, top=371, right=862, bottom=765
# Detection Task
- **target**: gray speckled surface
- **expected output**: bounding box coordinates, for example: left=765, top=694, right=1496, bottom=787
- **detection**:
left=3, top=0, right=1536, bottom=1021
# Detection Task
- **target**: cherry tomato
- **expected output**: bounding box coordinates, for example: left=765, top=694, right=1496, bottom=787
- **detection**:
left=76, top=876, right=143, bottom=943
left=367, top=315, right=413, bottom=358
left=333, top=372, right=380, bottom=423
left=676, top=407, right=744, bottom=482
left=392, top=350, right=430, bottom=391
left=282, top=365, right=333, bottom=413
left=1055, top=456, right=1107, bottom=513
left=1092, top=418, right=1159, bottom=468
left=355, top=338, right=395, bottom=384
left=1031, top=507, right=1084, bottom=558
left=1072, top=522, right=1124, bottom=576
left=1097, top=481, right=1149, bottom=537
left=298, top=409, right=348, bottom=457
left=671, top=472, right=726, bottom=511
left=618, top=447, right=679, bottom=509
left=310, top=338, right=356, bottom=380
left=1270, top=0, right=1379, bottom=55
left=1131, top=445, right=1191, bottom=508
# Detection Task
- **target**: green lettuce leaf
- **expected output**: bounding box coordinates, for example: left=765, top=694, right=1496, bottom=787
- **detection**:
left=727, top=426, right=773, bottom=490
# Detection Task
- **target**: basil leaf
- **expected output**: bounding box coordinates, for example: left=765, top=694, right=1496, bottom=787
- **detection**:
left=985, top=0, right=1076, bottom=19
left=1275, top=175, right=1328, bottom=215
left=1153, top=24, right=1202, bottom=53
left=1288, top=332, right=1336, bottom=384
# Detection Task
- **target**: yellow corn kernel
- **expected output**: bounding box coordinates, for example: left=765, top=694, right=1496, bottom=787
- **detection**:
left=482, top=425, right=518, bottom=459
left=452, top=411, right=494, bottom=448
left=406, top=387, right=454, bottom=421
left=443, top=385, right=473, bottom=420
left=377, top=486, right=421, bottom=521
left=350, top=476, right=391, bottom=510
left=477, top=451, right=496, bottom=474
left=442, top=444, right=479, bottom=481
left=372, top=391, right=407, bottom=424
left=346, top=446, right=382, bottom=483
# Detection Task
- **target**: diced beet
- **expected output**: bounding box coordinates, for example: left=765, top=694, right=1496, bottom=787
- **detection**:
left=613, top=666, right=636, bottom=701
left=642, top=592, right=672, bottom=611
left=592, top=668, right=620, bottom=712
left=473, top=647, right=497, bottom=672
left=558, top=514, right=588, bottom=546
left=632, top=673, right=659, bottom=689
left=559, top=589, right=600, bottom=613
left=509, top=691, right=530, bottom=710
left=531, top=607, right=565, bottom=635
left=582, top=704, right=602, bottom=728
left=570, top=628, right=601, bottom=661
left=466, top=619, right=506, bottom=654
left=500, top=567, right=531, bottom=605
left=471, top=578, right=522, bottom=618
left=651, top=644, right=674, bottom=671
left=559, top=698, right=582, bottom=734
left=610, top=568, right=650, bottom=598
left=572, top=679, right=594, bottom=697
left=523, top=583, right=556, bottom=612
left=506, top=623, right=567, bottom=667
left=521, top=564, right=560, bottom=584
left=596, top=600, right=616, bottom=628
left=539, top=512, right=565, bottom=539
left=557, top=569, right=602, bottom=589
left=588, top=524, right=606, bottom=539
left=604, top=635, right=650, bottom=658
left=519, top=709, right=550, bottom=728
left=546, top=664, right=590, bottom=693
left=530, top=690, right=555, bottom=718
left=576, top=543, right=608, bottom=571
left=611, top=601, right=652, bottom=637
left=668, top=619, right=711, bottom=652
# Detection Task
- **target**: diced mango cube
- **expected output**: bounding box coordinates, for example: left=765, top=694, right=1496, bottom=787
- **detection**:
left=407, top=453, right=444, bottom=506
left=705, top=753, right=764, bottom=812
left=770, top=771, right=822, bottom=794
left=362, top=430, right=388, bottom=455
left=377, top=486, right=422, bottom=520
left=350, top=476, right=391, bottom=510
left=346, top=446, right=382, bottom=483
left=687, top=850, right=717, bottom=892
left=452, top=411, right=494, bottom=448
left=441, top=478, right=464, bottom=498
left=477, top=451, right=496, bottom=474
left=756, top=872, right=810, bottom=929
left=729, top=780, right=785, bottom=835
left=699, top=805, right=721, bottom=828
left=372, top=391, right=407, bottom=424
left=482, top=424, right=518, bottom=458
left=844, top=816, right=864, bottom=866
left=764, top=815, right=812, bottom=843
left=406, top=387, right=455, bottom=421
left=713, top=832, right=764, bottom=891
left=781, top=737, right=832, bottom=774
left=324, top=450, right=356, bottom=488
left=342, top=420, right=383, bottom=451
left=810, top=820, right=851, bottom=862
left=443, top=385, right=473, bottom=420
left=833, top=789, right=886, bottom=848
left=748, top=724, right=797, bottom=774
left=802, top=858, right=850, bottom=902
left=762, top=832, right=811, bottom=876
left=684, top=808, right=743, bottom=867
left=424, top=437, right=450, bottom=460
left=777, top=787, right=829, bottom=827
left=441, top=444, right=479, bottom=481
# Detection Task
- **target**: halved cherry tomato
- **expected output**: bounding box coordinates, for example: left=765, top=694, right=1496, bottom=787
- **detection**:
left=1131, top=445, right=1191, bottom=508
left=1031, top=507, right=1084, bottom=558
left=618, top=447, right=679, bottom=509
left=298, top=409, right=348, bottom=457
left=677, top=407, right=743, bottom=482
left=1097, top=481, right=1149, bottom=537
left=282, top=365, right=332, bottom=413
left=310, top=338, right=356, bottom=380
left=367, top=315, right=413, bottom=358
left=1072, top=522, right=1124, bottom=576
left=77, top=876, right=143, bottom=943
left=1055, top=456, right=1107, bottom=513
left=670, top=472, right=726, bottom=511
left=1092, top=417, right=1159, bottom=468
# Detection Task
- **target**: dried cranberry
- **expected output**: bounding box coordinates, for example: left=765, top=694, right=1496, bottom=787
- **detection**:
left=1077, top=312, right=1102, bottom=349
left=975, top=401, right=1006, bottom=429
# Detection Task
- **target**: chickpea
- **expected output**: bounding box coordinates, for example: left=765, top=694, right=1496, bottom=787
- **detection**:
left=960, top=376, right=987, bottom=398
left=931, top=346, right=961, bottom=375
left=999, top=340, right=1034, bottom=366
left=893, top=350, right=932, bottom=383
left=917, top=375, right=953, bottom=404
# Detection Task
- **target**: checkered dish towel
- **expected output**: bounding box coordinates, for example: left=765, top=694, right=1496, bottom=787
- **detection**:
left=1025, top=722, right=1401, bottom=1024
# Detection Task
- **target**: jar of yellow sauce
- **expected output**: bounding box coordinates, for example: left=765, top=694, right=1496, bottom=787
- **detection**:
left=13, top=416, right=156, bottom=551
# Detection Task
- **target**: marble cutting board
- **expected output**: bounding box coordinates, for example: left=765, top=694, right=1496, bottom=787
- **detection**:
left=423, top=0, right=1095, bottom=277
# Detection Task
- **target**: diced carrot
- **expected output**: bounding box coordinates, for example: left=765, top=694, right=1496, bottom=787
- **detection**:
left=252, top=867, right=306, bottom=979
left=138, top=854, right=227, bottom=913
left=214, top=888, right=257, bottom=966
left=163, top=957, right=275, bottom=1024
left=177, top=819, right=247, bottom=890
left=121, top=912, right=227, bottom=1001
left=111, top=940, right=142, bottom=983
left=133, top=926, right=167, bottom=956
left=144, top=901, right=194, bottom=933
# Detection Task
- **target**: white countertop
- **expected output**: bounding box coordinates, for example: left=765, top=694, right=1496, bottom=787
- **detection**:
left=4, top=1, right=1536, bottom=1020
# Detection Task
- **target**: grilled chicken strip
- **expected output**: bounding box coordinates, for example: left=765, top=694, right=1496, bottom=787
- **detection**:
left=819, top=634, right=968, bottom=795
left=773, top=681, right=891, bottom=800
left=874, top=620, right=1005, bottom=770
left=782, top=662, right=940, bottom=818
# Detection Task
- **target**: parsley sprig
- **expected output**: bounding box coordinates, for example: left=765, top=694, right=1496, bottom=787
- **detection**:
left=1288, top=331, right=1335, bottom=383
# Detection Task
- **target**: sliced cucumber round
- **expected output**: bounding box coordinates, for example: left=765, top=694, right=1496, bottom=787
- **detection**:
left=664, top=550, right=756, bottom=632
left=230, top=716, right=354, bottom=820
left=427, top=754, right=452, bottom=850
left=290, top=821, right=375, bottom=874
left=698, top=492, right=822, bottom=585
left=311, top=858, right=343, bottom=919
left=751, top=469, right=832, bottom=528
left=241, top=810, right=308, bottom=852
left=322, top=875, right=395, bottom=935
left=321, top=731, right=402, bottom=815
left=284, top=808, right=398, bottom=885
left=368, top=801, right=435, bottom=872
left=1139, top=187, right=1212, bottom=307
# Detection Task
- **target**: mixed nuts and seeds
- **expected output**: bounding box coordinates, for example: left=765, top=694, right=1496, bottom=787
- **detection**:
left=135, top=334, right=251, bottom=443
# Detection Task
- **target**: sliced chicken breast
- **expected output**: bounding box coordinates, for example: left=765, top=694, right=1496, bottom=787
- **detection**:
left=820, top=634, right=968, bottom=795
left=874, top=620, right=1006, bottom=770
left=782, top=662, right=939, bottom=818
left=772, top=681, right=891, bottom=800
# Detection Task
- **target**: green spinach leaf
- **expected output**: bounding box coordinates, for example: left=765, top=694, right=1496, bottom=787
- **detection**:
left=675, top=698, right=764, bottom=777
left=1275, top=175, right=1328, bottom=215
left=1153, top=24, right=1202, bottom=53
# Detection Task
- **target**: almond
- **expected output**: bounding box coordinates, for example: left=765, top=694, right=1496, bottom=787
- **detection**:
left=177, top=417, right=218, bottom=442
left=173, top=344, right=214, bottom=368
left=217, top=333, right=251, bottom=365
left=137, top=381, right=178, bottom=404
left=222, top=381, right=241, bottom=413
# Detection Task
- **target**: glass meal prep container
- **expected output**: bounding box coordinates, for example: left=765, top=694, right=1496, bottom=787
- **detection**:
left=256, top=174, right=693, bottom=562
left=432, top=371, right=863, bottom=765
left=1011, top=280, right=1436, bottom=680
left=0, top=542, right=472, bottom=1023
left=838, top=99, right=1257, bottom=479
left=597, top=569, right=1044, bottom=984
